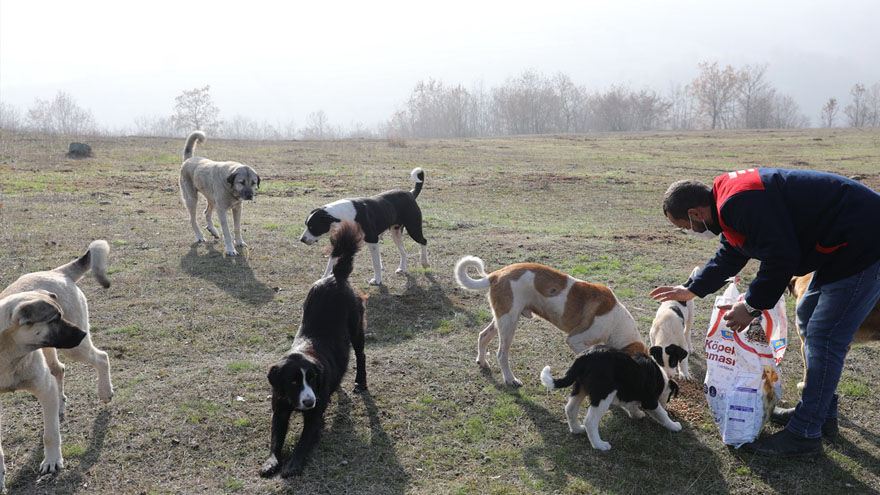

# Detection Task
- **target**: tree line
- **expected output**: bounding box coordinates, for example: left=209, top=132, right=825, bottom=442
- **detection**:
left=1, top=62, right=878, bottom=139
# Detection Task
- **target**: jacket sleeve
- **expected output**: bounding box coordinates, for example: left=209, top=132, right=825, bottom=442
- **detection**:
left=722, top=191, right=799, bottom=309
left=685, top=236, right=749, bottom=298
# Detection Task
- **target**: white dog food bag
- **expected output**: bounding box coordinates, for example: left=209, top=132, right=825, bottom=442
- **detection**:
left=703, top=278, right=786, bottom=447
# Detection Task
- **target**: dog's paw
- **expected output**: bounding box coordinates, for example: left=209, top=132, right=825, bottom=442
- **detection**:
left=280, top=460, right=304, bottom=478
left=796, top=381, right=806, bottom=392
left=352, top=382, right=368, bottom=393
left=236, top=240, right=248, bottom=248
left=395, top=267, right=405, bottom=275
left=476, top=358, right=491, bottom=369
left=259, top=455, right=280, bottom=478
left=368, top=278, right=382, bottom=286
left=225, top=248, right=240, bottom=257
left=569, top=425, right=586, bottom=434
left=667, top=421, right=682, bottom=432
left=681, top=371, right=693, bottom=381
left=99, top=384, right=114, bottom=403
left=505, top=377, right=523, bottom=388
left=39, top=454, right=63, bottom=475
left=591, top=440, right=612, bottom=451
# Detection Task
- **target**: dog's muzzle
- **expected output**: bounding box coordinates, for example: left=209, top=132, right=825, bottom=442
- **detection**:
left=48, top=320, right=87, bottom=349
left=299, top=233, right=316, bottom=245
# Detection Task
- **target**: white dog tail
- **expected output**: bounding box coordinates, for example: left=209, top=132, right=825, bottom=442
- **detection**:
left=183, top=130, right=207, bottom=160
left=57, top=240, right=111, bottom=288
left=410, top=167, right=425, bottom=199
left=540, top=366, right=557, bottom=388
left=540, top=364, right=578, bottom=389
left=454, top=256, right=490, bottom=291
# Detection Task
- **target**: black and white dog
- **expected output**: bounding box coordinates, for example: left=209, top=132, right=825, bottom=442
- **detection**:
left=300, top=168, right=428, bottom=285
left=260, top=222, right=368, bottom=478
left=648, top=266, right=699, bottom=380
left=540, top=345, right=681, bottom=451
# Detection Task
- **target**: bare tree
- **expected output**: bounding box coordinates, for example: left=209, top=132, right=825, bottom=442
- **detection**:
left=867, top=82, right=880, bottom=126
left=24, top=91, right=97, bottom=135
left=0, top=101, right=23, bottom=130
left=666, top=83, right=694, bottom=130
left=553, top=72, right=587, bottom=133
left=688, top=62, right=742, bottom=129
left=300, top=110, right=331, bottom=139
left=844, top=83, right=869, bottom=127
left=492, top=70, right=559, bottom=135
left=820, top=98, right=839, bottom=128
left=736, top=64, right=771, bottom=128
left=172, top=85, right=221, bottom=134
left=133, top=114, right=176, bottom=136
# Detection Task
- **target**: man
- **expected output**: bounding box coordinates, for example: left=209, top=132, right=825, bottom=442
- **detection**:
left=650, top=168, right=880, bottom=457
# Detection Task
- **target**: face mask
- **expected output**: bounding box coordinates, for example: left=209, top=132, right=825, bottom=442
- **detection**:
left=686, top=217, right=717, bottom=240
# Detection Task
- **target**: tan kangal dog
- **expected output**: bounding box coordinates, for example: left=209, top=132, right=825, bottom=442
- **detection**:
left=789, top=272, right=880, bottom=390
left=1, top=240, right=113, bottom=486
left=454, top=256, right=646, bottom=387
left=179, top=130, right=261, bottom=256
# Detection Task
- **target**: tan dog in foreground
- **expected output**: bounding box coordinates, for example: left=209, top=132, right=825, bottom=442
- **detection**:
left=454, top=256, right=646, bottom=386
left=789, top=272, right=880, bottom=390
left=0, top=240, right=114, bottom=486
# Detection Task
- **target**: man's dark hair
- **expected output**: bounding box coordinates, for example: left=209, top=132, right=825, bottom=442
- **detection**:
left=663, top=179, right=714, bottom=220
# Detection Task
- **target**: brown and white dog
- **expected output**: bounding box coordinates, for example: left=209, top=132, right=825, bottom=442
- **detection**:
left=454, top=256, right=646, bottom=387
left=649, top=266, right=699, bottom=381
left=789, top=272, right=880, bottom=390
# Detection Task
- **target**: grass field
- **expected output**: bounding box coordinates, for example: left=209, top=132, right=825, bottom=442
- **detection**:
left=1, top=128, right=879, bottom=494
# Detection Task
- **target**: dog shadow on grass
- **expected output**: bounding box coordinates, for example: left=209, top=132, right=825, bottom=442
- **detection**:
left=179, top=242, right=275, bottom=306
left=6, top=409, right=111, bottom=494
left=362, top=272, right=458, bottom=347
left=280, top=388, right=408, bottom=494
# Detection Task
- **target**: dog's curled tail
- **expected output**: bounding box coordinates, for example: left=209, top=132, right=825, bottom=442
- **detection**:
left=57, top=240, right=111, bottom=288
left=540, top=365, right=575, bottom=389
left=410, top=167, right=425, bottom=199
left=331, top=221, right=364, bottom=283
left=454, top=256, right=490, bottom=291
left=183, top=130, right=207, bottom=160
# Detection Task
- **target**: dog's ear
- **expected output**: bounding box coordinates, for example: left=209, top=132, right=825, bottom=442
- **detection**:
left=667, top=379, right=680, bottom=401
left=649, top=345, right=664, bottom=365
left=267, top=363, right=283, bottom=388
left=13, top=299, right=59, bottom=326
left=665, top=344, right=688, bottom=367
left=787, top=276, right=798, bottom=296
left=256, top=174, right=261, bottom=189
left=227, top=172, right=237, bottom=186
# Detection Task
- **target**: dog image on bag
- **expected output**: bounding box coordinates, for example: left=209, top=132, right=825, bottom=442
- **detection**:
left=454, top=256, right=646, bottom=387
left=0, top=240, right=114, bottom=487
left=260, top=222, right=368, bottom=478
left=540, top=345, right=681, bottom=451
left=649, top=266, right=699, bottom=380
left=179, top=130, right=261, bottom=256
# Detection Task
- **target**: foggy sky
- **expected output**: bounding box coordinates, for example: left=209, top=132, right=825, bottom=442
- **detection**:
left=2, top=0, right=878, bottom=131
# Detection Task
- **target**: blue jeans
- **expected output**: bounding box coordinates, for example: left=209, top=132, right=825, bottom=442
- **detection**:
left=788, top=258, right=880, bottom=438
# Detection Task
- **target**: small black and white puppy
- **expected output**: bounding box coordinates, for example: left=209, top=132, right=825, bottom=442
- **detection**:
left=260, top=222, right=368, bottom=478
left=541, top=345, right=681, bottom=451
left=300, top=167, right=428, bottom=285
left=649, top=266, right=699, bottom=380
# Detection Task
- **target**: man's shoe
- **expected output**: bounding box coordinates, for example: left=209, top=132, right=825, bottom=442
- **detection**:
left=769, top=406, right=838, bottom=439
left=740, top=429, right=823, bottom=457
left=769, top=406, right=793, bottom=425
